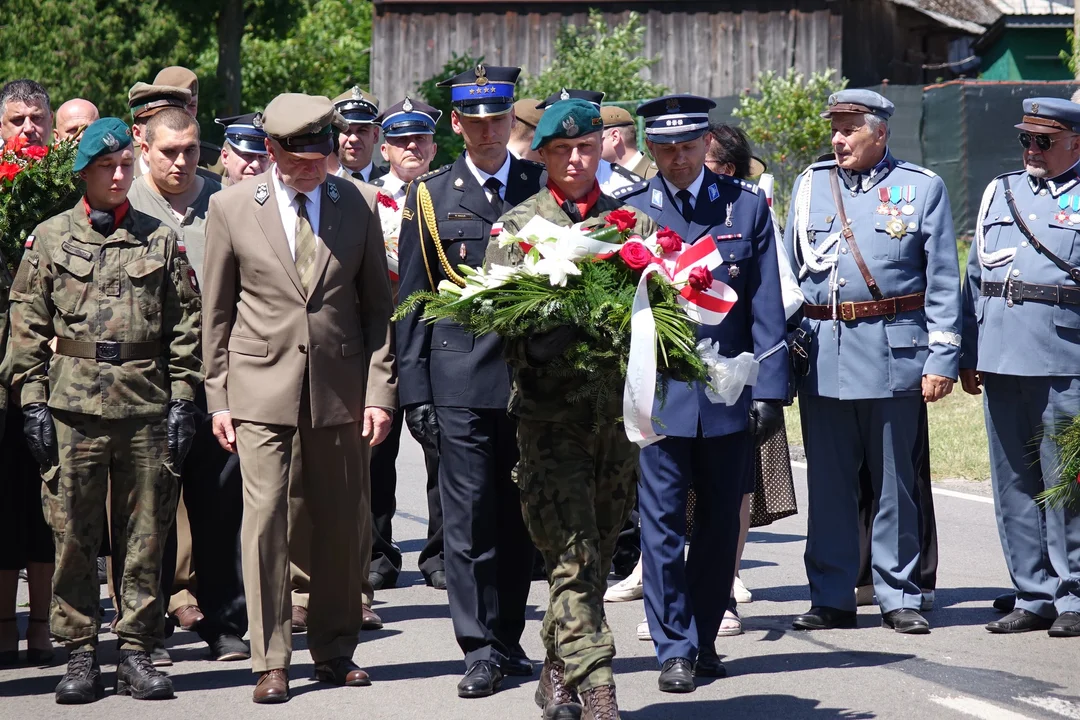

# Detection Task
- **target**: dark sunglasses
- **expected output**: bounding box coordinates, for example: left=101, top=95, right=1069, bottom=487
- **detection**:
left=1018, top=132, right=1075, bottom=151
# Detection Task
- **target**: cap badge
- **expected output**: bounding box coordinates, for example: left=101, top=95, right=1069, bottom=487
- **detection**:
left=254, top=183, right=270, bottom=205
left=252, top=113, right=264, bottom=129
left=351, top=86, right=363, bottom=100
left=475, top=64, right=488, bottom=86
left=665, top=98, right=680, bottom=113
left=560, top=88, right=570, bottom=101
left=562, top=115, right=579, bottom=137
left=828, top=94, right=837, bottom=106
left=403, top=97, right=413, bottom=113
left=102, top=133, right=119, bottom=151
left=1032, top=102, right=1040, bottom=114
left=327, top=182, right=340, bottom=204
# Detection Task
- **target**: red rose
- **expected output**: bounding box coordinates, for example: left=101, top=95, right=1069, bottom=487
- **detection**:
left=656, top=227, right=683, bottom=254
left=376, top=191, right=399, bottom=211
left=22, top=144, right=47, bottom=160
left=687, top=265, right=714, bottom=292
left=605, top=208, right=637, bottom=233
left=3, top=135, right=26, bottom=154
left=0, top=162, right=20, bottom=183
left=619, top=240, right=656, bottom=271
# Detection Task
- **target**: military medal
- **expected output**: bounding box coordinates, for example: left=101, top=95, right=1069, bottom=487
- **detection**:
left=901, top=205, right=915, bottom=216
left=876, top=187, right=892, bottom=215
left=1056, top=210, right=1070, bottom=223
left=899, top=186, right=916, bottom=217
left=886, top=217, right=906, bottom=240
left=728, top=264, right=740, bottom=278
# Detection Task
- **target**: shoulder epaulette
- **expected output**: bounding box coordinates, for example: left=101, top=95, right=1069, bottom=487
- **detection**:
left=519, top=158, right=545, bottom=169
left=808, top=157, right=838, bottom=170
left=610, top=163, right=644, bottom=183
left=716, top=174, right=760, bottom=195
left=370, top=176, right=386, bottom=188
left=612, top=179, right=649, bottom=199
left=416, top=164, right=452, bottom=182
left=895, top=160, right=938, bottom=179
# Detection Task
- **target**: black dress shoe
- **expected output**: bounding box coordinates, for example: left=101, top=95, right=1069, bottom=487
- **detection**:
left=368, top=571, right=397, bottom=591
left=792, top=606, right=857, bottom=630
left=501, top=653, right=534, bottom=677
left=882, top=609, right=930, bottom=634
left=993, top=593, right=1016, bottom=613
left=986, top=609, right=1053, bottom=634
left=55, top=650, right=104, bottom=705
left=207, top=633, right=250, bottom=661
left=426, top=570, right=447, bottom=590
left=1049, top=611, right=1080, bottom=637
left=658, top=657, right=694, bottom=694
left=457, top=660, right=502, bottom=698
left=694, top=649, right=727, bottom=678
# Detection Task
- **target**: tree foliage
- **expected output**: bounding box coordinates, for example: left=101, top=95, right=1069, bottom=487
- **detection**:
left=518, top=10, right=666, bottom=102
left=733, top=68, right=847, bottom=220
left=416, top=52, right=485, bottom=169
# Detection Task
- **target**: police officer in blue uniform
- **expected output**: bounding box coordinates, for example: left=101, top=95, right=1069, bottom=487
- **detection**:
left=784, top=89, right=961, bottom=634
left=395, top=64, right=545, bottom=697
left=215, top=113, right=268, bottom=186
left=614, top=95, right=788, bottom=692
left=961, top=97, right=1080, bottom=638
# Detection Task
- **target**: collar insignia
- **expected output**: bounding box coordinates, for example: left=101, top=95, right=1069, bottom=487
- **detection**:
left=327, top=182, right=340, bottom=203
left=254, top=183, right=270, bottom=205
left=651, top=188, right=663, bottom=209
left=521, top=172, right=528, bottom=181
left=454, top=177, right=464, bottom=188
left=708, top=183, right=719, bottom=202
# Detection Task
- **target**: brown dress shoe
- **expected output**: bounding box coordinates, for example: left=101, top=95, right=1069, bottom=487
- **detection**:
left=173, top=605, right=205, bottom=631
left=361, top=605, right=383, bottom=631
left=313, top=657, right=371, bottom=686
left=253, top=669, right=289, bottom=704
left=291, top=606, right=308, bottom=633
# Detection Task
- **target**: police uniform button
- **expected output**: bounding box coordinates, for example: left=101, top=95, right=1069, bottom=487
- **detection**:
left=298, top=344, right=307, bottom=353
left=729, top=253, right=735, bottom=259
left=826, top=215, right=834, bottom=223
left=1029, top=214, right=1037, bottom=221
left=1012, top=269, right=1020, bottom=277
left=839, top=278, right=847, bottom=286
left=1004, top=216, right=1012, bottom=223
left=1040, top=189, right=1048, bottom=196
left=841, top=247, right=848, bottom=254
left=441, top=340, right=448, bottom=347
left=1021, top=241, right=1029, bottom=248
left=458, top=229, right=464, bottom=236
left=911, top=337, right=918, bottom=346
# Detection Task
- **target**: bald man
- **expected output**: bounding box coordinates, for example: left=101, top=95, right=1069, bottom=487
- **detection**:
left=53, top=99, right=99, bottom=142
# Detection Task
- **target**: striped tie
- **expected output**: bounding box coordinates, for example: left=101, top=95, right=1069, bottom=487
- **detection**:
left=294, top=193, right=317, bottom=292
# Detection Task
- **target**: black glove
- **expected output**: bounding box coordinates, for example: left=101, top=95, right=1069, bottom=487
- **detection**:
left=748, top=400, right=784, bottom=447
left=405, top=402, right=440, bottom=454
left=525, top=326, right=577, bottom=367
left=167, top=399, right=200, bottom=467
left=23, top=402, right=57, bottom=466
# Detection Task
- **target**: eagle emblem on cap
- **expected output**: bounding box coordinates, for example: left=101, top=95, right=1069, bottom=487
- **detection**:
left=252, top=113, right=264, bottom=129
left=560, top=88, right=570, bottom=101
left=254, top=183, right=270, bottom=205
left=562, top=115, right=579, bottom=137
left=351, top=86, right=362, bottom=100
left=828, top=94, right=837, bottom=105
left=665, top=98, right=680, bottom=112
left=403, top=97, right=413, bottom=113
left=102, top=133, right=119, bottom=151
left=475, top=64, right=488, bottom=86
left=1032, top=102, right=1040, bottom=114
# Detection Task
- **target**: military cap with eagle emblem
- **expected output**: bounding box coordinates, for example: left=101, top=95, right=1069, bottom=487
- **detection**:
left=1015, top=97, right=1080, bottom=134
left=377, top=97, right=442, bottom=137
left=74, top=117, right=133, bottom=172
left=530, top=98, right=604, bottom=150
left=215, top=112, right=268, bottom=155
left=259, top=93, right=348, bottom=159
left=820, top=89, right=895, bottom=120
left=636, top=94, right=716, bottom=144
left=536, top=88, right=604, bottom=110
left=332, top=86, right=380, bottom=125
left=437, top=64, right=520, bottom=117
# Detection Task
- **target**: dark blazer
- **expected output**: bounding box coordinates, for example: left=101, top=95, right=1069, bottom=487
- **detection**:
left=396, top=152, right=545, bottom=408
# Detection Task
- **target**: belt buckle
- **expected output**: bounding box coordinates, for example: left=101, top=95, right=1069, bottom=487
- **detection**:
left=95, top=341, right=121, bottom=362
left=1007, top=279, right=1023, bottom=306
left=840, top=301, right=857, bottom=322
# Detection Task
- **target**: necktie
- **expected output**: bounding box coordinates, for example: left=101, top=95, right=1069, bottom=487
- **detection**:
left=676, top=189, right=694, bottom=224
left=294, top=194, right=317, bottom=292
left=352, top=171, right=365, bottom=181
left=484, top=177, right=506, bottom=216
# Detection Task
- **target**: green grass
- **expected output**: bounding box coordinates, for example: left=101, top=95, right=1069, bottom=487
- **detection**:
left=784, top=388, right=990, bottom=481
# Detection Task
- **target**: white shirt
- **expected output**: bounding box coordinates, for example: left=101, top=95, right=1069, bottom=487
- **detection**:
left=662, top=167, right=705, bottom=214
left=271, top=164, right=322, bottom=259
left=333, top=160, right=375, bottom=182
left=465, top=151, right=511, bottom=204
left=598, top=159, right=636, bottom=197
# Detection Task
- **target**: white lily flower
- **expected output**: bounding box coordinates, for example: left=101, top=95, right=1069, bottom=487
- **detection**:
left=437, top=279, right=463, bottom=296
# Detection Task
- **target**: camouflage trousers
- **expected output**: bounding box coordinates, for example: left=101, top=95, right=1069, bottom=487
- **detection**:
left=514, top=418, right=638, bottom=692
left=41, top=410, right=178, bottom=652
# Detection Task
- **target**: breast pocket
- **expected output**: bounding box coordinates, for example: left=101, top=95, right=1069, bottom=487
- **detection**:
left=431, top=322, right=474, bottom=353
left=51, top=254, right=95, bottom=315
left=980, top=214, right=1015, bottom=255
left=716, top=239, right=753, bottom=282
left=1046, top=218, right=1080, bottom=265
left=805, top=212, right=836, bottom=246
left=124, top=255, right=166, bottom=319
left=871, top=217, right=916, bottom=262
left=885, top=321, right=929, bottom=392
left=440, top=219, right=485, bottom=267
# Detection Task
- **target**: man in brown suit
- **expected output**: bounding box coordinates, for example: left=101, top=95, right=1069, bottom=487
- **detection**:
left=201, top=93, right=396, bottom=704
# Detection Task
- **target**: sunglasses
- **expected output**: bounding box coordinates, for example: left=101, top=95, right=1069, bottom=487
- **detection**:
left=1018, top=132, right=1075, bottom=151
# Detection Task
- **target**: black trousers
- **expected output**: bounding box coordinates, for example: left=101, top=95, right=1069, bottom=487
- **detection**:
left=435, top=406, right=534, bottom=668
left=857, top=402, right=938, bottom=590
left=162, top=392, right=247, bottom=641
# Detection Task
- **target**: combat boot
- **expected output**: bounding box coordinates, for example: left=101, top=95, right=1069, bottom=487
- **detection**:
left=581, top=683, right=620, bottom=720
left=116, top=649, right=174, bottom=700
left=534, top=659, right=582, bottom=719
left=55, top=649, right=105, bottom=704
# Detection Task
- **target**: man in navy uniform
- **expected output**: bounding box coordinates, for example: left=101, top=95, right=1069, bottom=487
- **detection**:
left=395, top=64, right=544, bottom=698
left=784, top=89, right=961, bottom=634
left=961, top=97, right=1080, bottom=637
left=615, top=94, right=788, bottom=692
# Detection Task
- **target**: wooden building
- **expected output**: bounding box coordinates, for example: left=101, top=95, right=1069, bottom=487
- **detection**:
left=370, top=0, right=991, bottom=102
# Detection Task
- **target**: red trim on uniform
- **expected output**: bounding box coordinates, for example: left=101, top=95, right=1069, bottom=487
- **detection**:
left=547, top=179, right=601, bottom=219
left=83, top=196, right=130, bottom=226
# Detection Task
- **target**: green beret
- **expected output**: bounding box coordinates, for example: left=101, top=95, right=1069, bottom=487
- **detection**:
left=531, top=98, right=603, bottom=151
left=74, top=118, right=133, bottom=172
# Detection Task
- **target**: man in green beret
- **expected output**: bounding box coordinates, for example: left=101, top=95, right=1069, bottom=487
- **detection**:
left=6, top=117, right=202, bottom=704
left=485, top=97, right=657, bottom=720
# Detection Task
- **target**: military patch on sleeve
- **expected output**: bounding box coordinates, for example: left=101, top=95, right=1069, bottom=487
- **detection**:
left=24, top=235, right=34, bottom=248
left=402, top=208, right=414, bottom=221
left=254, top=183, right=270, bottom=205
left=327, top=182, right=340, bottom=204
left=176, top=238, right=187, bottom=255
left=187, top=266, right=200, bottom=294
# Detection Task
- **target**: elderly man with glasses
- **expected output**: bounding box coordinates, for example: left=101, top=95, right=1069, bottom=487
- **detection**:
left=960, top=97, right=1080, bottom=638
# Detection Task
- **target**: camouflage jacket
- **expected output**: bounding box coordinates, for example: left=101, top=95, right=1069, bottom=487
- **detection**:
left=486, top=188, right=658, bottom=424
left=7, top=203, right=202, bottom=419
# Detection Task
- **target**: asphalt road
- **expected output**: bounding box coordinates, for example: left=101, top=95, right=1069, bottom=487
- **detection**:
left=2, top=434, right=1079, bottom=720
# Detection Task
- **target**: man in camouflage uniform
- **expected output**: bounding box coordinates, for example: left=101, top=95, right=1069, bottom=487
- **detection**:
left=6, top=118, right=202, bottom=704
left=486, top=98, right=657, bottom=720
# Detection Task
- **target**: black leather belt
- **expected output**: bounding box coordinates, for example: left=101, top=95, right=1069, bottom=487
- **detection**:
left=54, top=338, right=162, bottom=362
left=981, top=280, right=1080, bottom=306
